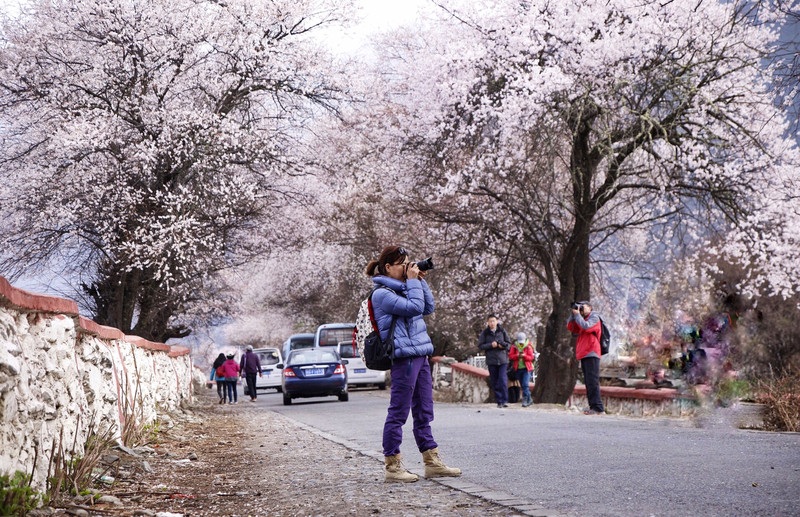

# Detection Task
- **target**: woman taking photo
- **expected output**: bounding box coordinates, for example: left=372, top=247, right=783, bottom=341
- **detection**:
left=366, top=245, right=461, bottom=483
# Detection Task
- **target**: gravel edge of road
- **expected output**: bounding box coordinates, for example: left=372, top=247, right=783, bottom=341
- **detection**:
left=274, top=408, right=572, bottom=517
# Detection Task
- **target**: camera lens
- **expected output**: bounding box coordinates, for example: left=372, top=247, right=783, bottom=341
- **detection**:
left=416, top=257, right=434, bottom=271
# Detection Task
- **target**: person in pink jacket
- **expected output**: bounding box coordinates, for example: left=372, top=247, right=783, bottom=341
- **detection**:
left=221, top=353, right=241, bottom=404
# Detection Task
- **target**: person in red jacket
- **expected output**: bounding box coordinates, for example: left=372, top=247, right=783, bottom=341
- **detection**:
left=567, top=301, right=604, bottom=415
left=220, top=353, right=241, bottom=404
left=509, top=332, right=536, bottom=407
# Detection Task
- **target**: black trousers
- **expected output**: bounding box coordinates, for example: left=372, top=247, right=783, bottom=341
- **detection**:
left=581, top=356, right=604, bottom=412
left=245, top=373, right=258, bottom=399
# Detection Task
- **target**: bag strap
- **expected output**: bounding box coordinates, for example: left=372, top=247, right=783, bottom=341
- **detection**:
left=369, top=286, right=397, bottom=347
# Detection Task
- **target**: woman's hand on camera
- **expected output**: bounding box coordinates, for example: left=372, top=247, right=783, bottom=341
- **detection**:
left=417, top=269, right=427, bottom=280
left=406, top=262, right=420, bottom=279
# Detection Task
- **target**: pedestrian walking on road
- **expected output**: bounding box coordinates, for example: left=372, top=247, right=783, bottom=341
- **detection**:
left=478, top=315, right=511, bottom=408
left=366, top=245, right=461, bottom=483
left=211, top=353, right=227, bottom=404
left=221, top=353, right=240, bottom=404
left=509, top=332, right=535, bottom=407
left=240, top=345, right=263, bottom=402
left=567, top=301, right=605, bottom=415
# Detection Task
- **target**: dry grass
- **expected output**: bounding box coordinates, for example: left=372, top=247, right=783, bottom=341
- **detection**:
left=756, top=368, right=800, bottom=432
left=46, top=414, right=118, bottom=503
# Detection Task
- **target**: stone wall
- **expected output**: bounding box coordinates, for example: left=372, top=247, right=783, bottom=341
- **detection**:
left=0, top=275, right=192, bottom=489
left=432, top=358, right=492, bottom=403
left=569, top=385, right=697, bottom=417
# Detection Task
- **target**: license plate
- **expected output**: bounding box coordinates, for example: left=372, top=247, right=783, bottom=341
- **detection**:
left=306, top=368, right=324, bottom=376
left=354, top=368, right=367, bottom=373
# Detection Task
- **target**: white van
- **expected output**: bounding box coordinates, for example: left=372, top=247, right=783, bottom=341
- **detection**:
left=337, top=341, right=387, bottom=390
left=243, top=347, right=283, bottom=395
left=314, top=323, right=387, bottom=390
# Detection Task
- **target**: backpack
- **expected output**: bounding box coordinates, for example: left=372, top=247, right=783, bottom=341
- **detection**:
left=353, top=287, right=396, bottom=370
left=599, top=317, right=610, bottom=355
left=215, top=365, right=225, bottom=378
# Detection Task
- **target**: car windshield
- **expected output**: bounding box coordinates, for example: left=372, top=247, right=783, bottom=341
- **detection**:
left=318, top=327, right=354, bottom=347
left=290, top=336, right=314, bottom=350
left=256, top=350, right=280, bottom=365
left=288, top=349, right=339, bottom=365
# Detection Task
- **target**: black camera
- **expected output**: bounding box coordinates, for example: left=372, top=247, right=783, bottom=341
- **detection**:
left=415, top=257, right=434, bottom=271
left=571, top=302, right=582, bottom=310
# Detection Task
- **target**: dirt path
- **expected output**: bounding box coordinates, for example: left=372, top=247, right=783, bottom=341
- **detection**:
left=84, top=390, right=519, bottom=517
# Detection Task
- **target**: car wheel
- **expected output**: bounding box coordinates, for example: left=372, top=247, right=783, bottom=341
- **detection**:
left=338, top=392, right=349, bottom=402
left=378, top=383, right=387, bottom=390
left=283, top=393, right=292, bottom=405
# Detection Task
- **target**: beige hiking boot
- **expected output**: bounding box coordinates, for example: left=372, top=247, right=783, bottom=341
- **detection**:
left=422, top=447, right=462, bottom=478
left=384, top=454, right=419, bottom=483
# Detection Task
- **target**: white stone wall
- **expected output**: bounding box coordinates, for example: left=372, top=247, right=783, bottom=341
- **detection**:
left=451, top=368, right=491, bottom=404
left=0, top=302, right=192, bottom=490
left=568, top=392, right=697, bottom=417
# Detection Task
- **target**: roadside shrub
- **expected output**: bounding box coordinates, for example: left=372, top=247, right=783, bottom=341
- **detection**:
left=756, top=368, right=800, bottom=432
left=715, top=378, right=752, bottom=407
left=0, top=471, right=42, bottom=516
left=46, top=416, right=118, bottom=503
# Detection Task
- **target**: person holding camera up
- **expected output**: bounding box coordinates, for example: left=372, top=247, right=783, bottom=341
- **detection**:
left=568, top=301, right=605, bottom=415
left=366, top=245, right=461, bottom=483
left=479, top=315, right=511, bottom=408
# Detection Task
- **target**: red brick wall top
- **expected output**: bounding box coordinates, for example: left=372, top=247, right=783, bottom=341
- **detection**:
left=0, top=275, right=79, bottom=315
left=125, top=335, right=172, bottom=353
left=78, top=316, right=126, bottom=340
left=450, top=361, right=490, bottom=379
left=1, top=274, right=189, bottom=359
left=168, top=345, right=191, bottom=357
left=571, top=383, right=690, bottom=401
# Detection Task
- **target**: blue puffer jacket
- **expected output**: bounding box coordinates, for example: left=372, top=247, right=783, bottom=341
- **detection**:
left=371, top=276, right=435, bottom=359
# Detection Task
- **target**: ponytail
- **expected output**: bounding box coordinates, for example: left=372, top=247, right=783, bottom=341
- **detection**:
left=366, top=260, right=380, bottom=277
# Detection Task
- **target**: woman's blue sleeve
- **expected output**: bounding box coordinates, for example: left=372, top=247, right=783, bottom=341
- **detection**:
left=374, top=282, right=425, bottom=317
left=421, top=279, right=435, bottom=315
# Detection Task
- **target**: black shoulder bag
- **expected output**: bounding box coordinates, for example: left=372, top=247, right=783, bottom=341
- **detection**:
left=363, top=313, right=397, bottom=371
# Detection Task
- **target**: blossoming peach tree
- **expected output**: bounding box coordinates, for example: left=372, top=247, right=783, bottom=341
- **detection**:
left=361, top=0, right=799, bottom=402
left=0, top=0, right=355, bottom=341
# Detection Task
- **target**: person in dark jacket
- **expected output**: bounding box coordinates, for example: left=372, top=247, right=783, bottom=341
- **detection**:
left=367, top=245, right=461, bottom=483
left=567, top=301, right=604, bottom=415
left=239, top=345, right=263, bottom=402
left=478, top=315, right=511, bottom=408
left=211, top=353, right=226, bottom=403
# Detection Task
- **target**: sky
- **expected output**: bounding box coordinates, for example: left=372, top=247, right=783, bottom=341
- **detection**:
left=319, top=0, right=432, bottom=55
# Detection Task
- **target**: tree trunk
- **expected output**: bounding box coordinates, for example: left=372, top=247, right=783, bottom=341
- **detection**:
left=532, top=220, right=593, bottom=404
left=85, top=265, right=189, bottom=343
left=532, top=299, right=579, bottom=403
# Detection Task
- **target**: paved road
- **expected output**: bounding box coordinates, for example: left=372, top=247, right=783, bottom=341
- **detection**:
left=252, top=389, right=800, bottom=517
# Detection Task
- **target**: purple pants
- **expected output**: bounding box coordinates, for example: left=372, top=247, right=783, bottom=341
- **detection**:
left=383, top=356, right=438, bottom=457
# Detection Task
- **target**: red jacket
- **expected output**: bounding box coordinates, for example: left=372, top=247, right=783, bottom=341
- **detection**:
left=567, top=312, right=601, bottom=360
left=509, top=341, right=535, bottom=371
left=220, top=359, right=240, bottom=379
